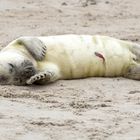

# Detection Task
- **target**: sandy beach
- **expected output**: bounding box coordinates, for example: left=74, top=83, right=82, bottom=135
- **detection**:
left=0, top=0, right=140, bottom=139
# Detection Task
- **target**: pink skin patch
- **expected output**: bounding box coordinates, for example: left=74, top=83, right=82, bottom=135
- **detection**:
left=95, top=52, right=105, bottom=62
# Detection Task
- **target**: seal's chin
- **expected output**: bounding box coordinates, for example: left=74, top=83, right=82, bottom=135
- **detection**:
left=0, top=75, right=10, bottom=85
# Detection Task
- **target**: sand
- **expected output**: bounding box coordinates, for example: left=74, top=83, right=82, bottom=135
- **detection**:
left=0, top=0, right=140, bottom=139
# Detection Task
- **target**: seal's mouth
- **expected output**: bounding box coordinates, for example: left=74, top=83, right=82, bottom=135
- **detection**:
left=0, top=75, right=9, bottom=85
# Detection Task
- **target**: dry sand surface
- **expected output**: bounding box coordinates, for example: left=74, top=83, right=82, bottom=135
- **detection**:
left=0, top=0, right=140, bottom=140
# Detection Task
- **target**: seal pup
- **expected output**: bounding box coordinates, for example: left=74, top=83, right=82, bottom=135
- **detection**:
left=0, top=34, right=140, bottom=85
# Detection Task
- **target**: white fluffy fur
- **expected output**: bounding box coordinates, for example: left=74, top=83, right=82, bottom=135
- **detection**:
left=0, top=34, right=139, bottom=85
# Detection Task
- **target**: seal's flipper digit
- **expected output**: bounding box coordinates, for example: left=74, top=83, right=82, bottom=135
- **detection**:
left=17, top=37, right=47, bottom=61
left=26, top=71, right=55, bottom=85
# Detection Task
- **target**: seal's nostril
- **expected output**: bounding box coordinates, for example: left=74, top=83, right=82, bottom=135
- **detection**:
left=19, top=79, right=23, bottom=83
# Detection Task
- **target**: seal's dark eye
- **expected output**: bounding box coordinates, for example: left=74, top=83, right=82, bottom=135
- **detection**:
left=8, top=63, right=15, bottom=73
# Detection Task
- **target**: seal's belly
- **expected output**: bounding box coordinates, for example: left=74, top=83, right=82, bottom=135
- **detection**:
left=39, top=35, right=134, bottom=79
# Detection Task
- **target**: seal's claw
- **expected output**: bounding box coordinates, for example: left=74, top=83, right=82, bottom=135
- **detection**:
left=26, top=79, right=32, bottom=85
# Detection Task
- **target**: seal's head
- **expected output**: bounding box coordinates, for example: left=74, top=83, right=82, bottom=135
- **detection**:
left=0, top=51, right=36, bottom=85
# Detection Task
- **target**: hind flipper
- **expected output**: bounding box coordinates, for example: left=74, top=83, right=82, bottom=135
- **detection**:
left=131, top=43, right=140, bottom=62
left=124, top=64, right=140, bottom=80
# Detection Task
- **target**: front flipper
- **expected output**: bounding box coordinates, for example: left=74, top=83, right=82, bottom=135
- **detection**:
left=26, top=71, right=58, bottom=85
left=17, top=37, right=46, bottom=61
